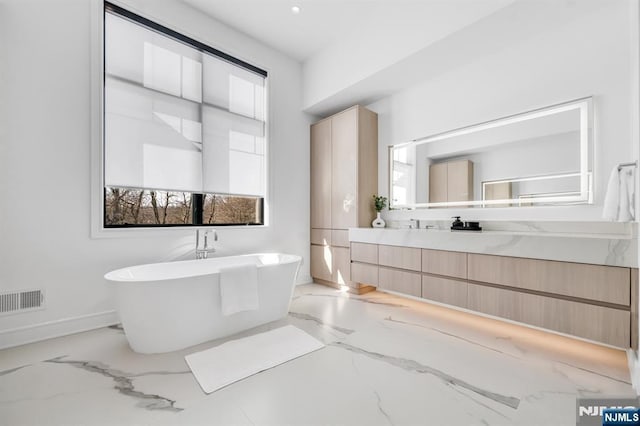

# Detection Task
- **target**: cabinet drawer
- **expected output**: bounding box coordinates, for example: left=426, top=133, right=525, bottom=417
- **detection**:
left=332, top=246, right=352, bottom=286
left=422, top=249, right=467, bottom=279
left=310, top=244, right=331, bottom=281
left=332, top=230, right=350, bottom=248
left=468, top=254, right=630, bottom=306
left=351, top=262, right=378, bottom=286
left=422, top=275, right=467, bottom=308
left=467, top=284, right=630, bottom=348
left=378, top=267, right=421, bottom=297
left=351, top=242, right=378, bottom=264
left=311, top=229, right=331, bottom=246
left=379, top=245, right=421, bottom=271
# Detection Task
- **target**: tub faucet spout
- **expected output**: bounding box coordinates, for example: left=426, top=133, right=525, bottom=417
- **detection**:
left=196, top=229, right=218, bottom=259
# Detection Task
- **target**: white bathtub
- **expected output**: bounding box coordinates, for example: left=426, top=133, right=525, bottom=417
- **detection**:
left=104, top=253, right=302, bottom=354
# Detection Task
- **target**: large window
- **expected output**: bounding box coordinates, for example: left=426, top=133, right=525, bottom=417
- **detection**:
left=103, top=2, right=267, bottom=227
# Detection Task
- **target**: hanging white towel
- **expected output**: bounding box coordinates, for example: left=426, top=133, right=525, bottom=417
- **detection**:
left=602, top=168, right=620, bottom=221
left=603, top=166, right=636, bottom=222
left=619, top=168, right=635, bottom=221
left=219, top=264, right=259, bottom=316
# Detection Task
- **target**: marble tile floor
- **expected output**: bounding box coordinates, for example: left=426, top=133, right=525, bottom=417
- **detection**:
left=0, top=283, right=635, bottom=426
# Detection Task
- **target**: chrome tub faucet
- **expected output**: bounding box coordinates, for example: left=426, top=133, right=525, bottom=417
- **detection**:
left=195, top=229, right=218, bottom=259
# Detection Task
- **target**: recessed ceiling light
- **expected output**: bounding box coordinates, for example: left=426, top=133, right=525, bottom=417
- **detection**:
left=291, top=6, right=301, bottom=14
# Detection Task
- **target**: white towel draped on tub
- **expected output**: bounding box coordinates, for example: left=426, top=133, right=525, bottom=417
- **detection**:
left=219, top=264, right=259, bottom=316
left=603, top=166, right=635, bottom=222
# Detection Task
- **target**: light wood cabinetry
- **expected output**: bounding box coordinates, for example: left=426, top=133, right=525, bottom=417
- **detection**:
left=351, top=242, right=378, bottom=264
left=379, top=267, right=422, bottom=297
left=348, top=242, right=637, bottom=348
left=310, top=119, right=331, bottom=229
left=310, top=229, right=331, bottom=246
left=332, top=247, right=351, bottom=285
left=378, top=245, right=421, bottom=271
left=351, top=242, right=379, bottom=286
left=429, top=160, right=473, bottom=203
left=422, top=249, right=467, bottom=279
left=429, top=163, right=448, bottom=203
left=422, top=275, right=468, bottom=308
left=331, top=230, right=350, bottom=248
left=310, top=245, right=331, bottom=282
left=310, top=106, right=378, bottom=293
left=467, top=284, right=630, bottom=348
left=331, top=108, right=358, bottom=230
left=468, top=254, right=630, bottom=306
left=351, top=262, right=378, bottom=286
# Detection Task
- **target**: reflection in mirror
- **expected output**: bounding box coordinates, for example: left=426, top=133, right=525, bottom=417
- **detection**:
left=389, top=97, right=593, bottom=209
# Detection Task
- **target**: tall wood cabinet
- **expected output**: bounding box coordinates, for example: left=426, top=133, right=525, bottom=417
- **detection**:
left=310, top=105, right=378, bottom=293
left=429, top=159, right=473, bottom=203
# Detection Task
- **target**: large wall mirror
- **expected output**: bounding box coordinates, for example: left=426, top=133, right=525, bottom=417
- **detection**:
left=389, top=97, right=593, bottom=209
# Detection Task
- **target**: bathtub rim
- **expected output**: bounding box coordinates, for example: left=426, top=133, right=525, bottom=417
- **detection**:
left=104, top=253, right=302, bottom=283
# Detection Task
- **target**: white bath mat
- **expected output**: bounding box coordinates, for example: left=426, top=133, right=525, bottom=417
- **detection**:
left=185, top=325, right=325, bottom=394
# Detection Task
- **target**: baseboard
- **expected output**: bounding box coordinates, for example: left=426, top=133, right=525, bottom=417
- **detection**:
left=296, top=274, right=313, bottom=285
left=0, top=310, right=119, bottom=350
left=628, top=349, right=640, bottom=394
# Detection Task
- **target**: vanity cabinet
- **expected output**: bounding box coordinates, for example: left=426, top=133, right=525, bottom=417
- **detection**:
left=349, top=242, right=637, bottom=348
left=467, top=285, right=630, bottom=348
left=429, top=160, right=473, bottom=203
left=310, top=106, right=378, bottom=293
left=379, top=267, right=421, bottom=297
left=378, top=245, right=421, bottom=271
left=467, top=254, right=630, bottom=306
left=422, top=249, right=467, bottom=279
left=422, top=275, right=468, bottom=308
left=350, top=242, right=379, bottom=286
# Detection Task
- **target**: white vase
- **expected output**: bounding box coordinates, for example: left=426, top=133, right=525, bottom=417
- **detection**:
left=372, top=212, right=386, bottom=228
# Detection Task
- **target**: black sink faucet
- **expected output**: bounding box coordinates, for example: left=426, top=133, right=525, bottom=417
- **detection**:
left=451, top=216, right=463, bottom=227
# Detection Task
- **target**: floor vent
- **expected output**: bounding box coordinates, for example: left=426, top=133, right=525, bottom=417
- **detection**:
left=0, top=290, right=44, bottom=315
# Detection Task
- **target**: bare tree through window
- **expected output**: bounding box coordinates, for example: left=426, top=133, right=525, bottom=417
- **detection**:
left=105, top=187, right=261, bottom=226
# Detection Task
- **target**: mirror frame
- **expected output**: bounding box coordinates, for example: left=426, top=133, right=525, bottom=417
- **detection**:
left=388, top=97, right=593, bottom=210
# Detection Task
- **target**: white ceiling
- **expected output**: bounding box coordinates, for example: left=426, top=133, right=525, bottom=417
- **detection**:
left=181, top=0, right=511, bottom=62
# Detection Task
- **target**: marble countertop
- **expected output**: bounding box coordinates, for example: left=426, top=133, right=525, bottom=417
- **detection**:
left=349, top=226, right=638, bottom=268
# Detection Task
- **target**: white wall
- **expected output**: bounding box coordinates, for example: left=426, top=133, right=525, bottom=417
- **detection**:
left=0, top=0, right=312, bottom=348
left=302, top=0, right=514, bottom=115
left=368, top=0, right=636, bottom=222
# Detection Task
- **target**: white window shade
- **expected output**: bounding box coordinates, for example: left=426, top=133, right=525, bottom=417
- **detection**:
left=104, top=77, right=203, bottom=192
left=104, top=12, right=266, bottom=197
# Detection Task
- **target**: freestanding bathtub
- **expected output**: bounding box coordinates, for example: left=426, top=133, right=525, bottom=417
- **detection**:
left=104, top=253, right=302, bottom=354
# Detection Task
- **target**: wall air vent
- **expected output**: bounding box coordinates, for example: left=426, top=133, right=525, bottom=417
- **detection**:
left=0, top=290, right=44, bottom=315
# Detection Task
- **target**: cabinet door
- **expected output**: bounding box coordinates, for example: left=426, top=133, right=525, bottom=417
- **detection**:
left=378, top=267, right=421, bottom=297
left=311, top=119, right=332, bottom=229
left=351, top=242, right=378, bottom=264
left=378, top=245, right=421, bottom=271
left=447, top=160, right=473, bottom=202
left=422, top=275, right=467, bottom=308
left=467, top=284, right=630, bottom=348
left=422, top=249, right=467, bottom=279
left=310, top=245, right=332, bottom=282
left=467, top=253, right=630, bottom=306
left=331, top=108, right=358, bottom=229
left=332, top=246, right=352, bottom=286
left=331, top=230, right=350, bottom=248
left=310, top=229, right=331, bottom=246
left=429, top=162, right=448, bottom=203
left=351, top=262, right=378, bottom=286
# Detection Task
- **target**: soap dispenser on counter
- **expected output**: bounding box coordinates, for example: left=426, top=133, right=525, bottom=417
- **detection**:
left=451, top=216, right=463, bottom=229
left=451, top=217, right=482, bottom=231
